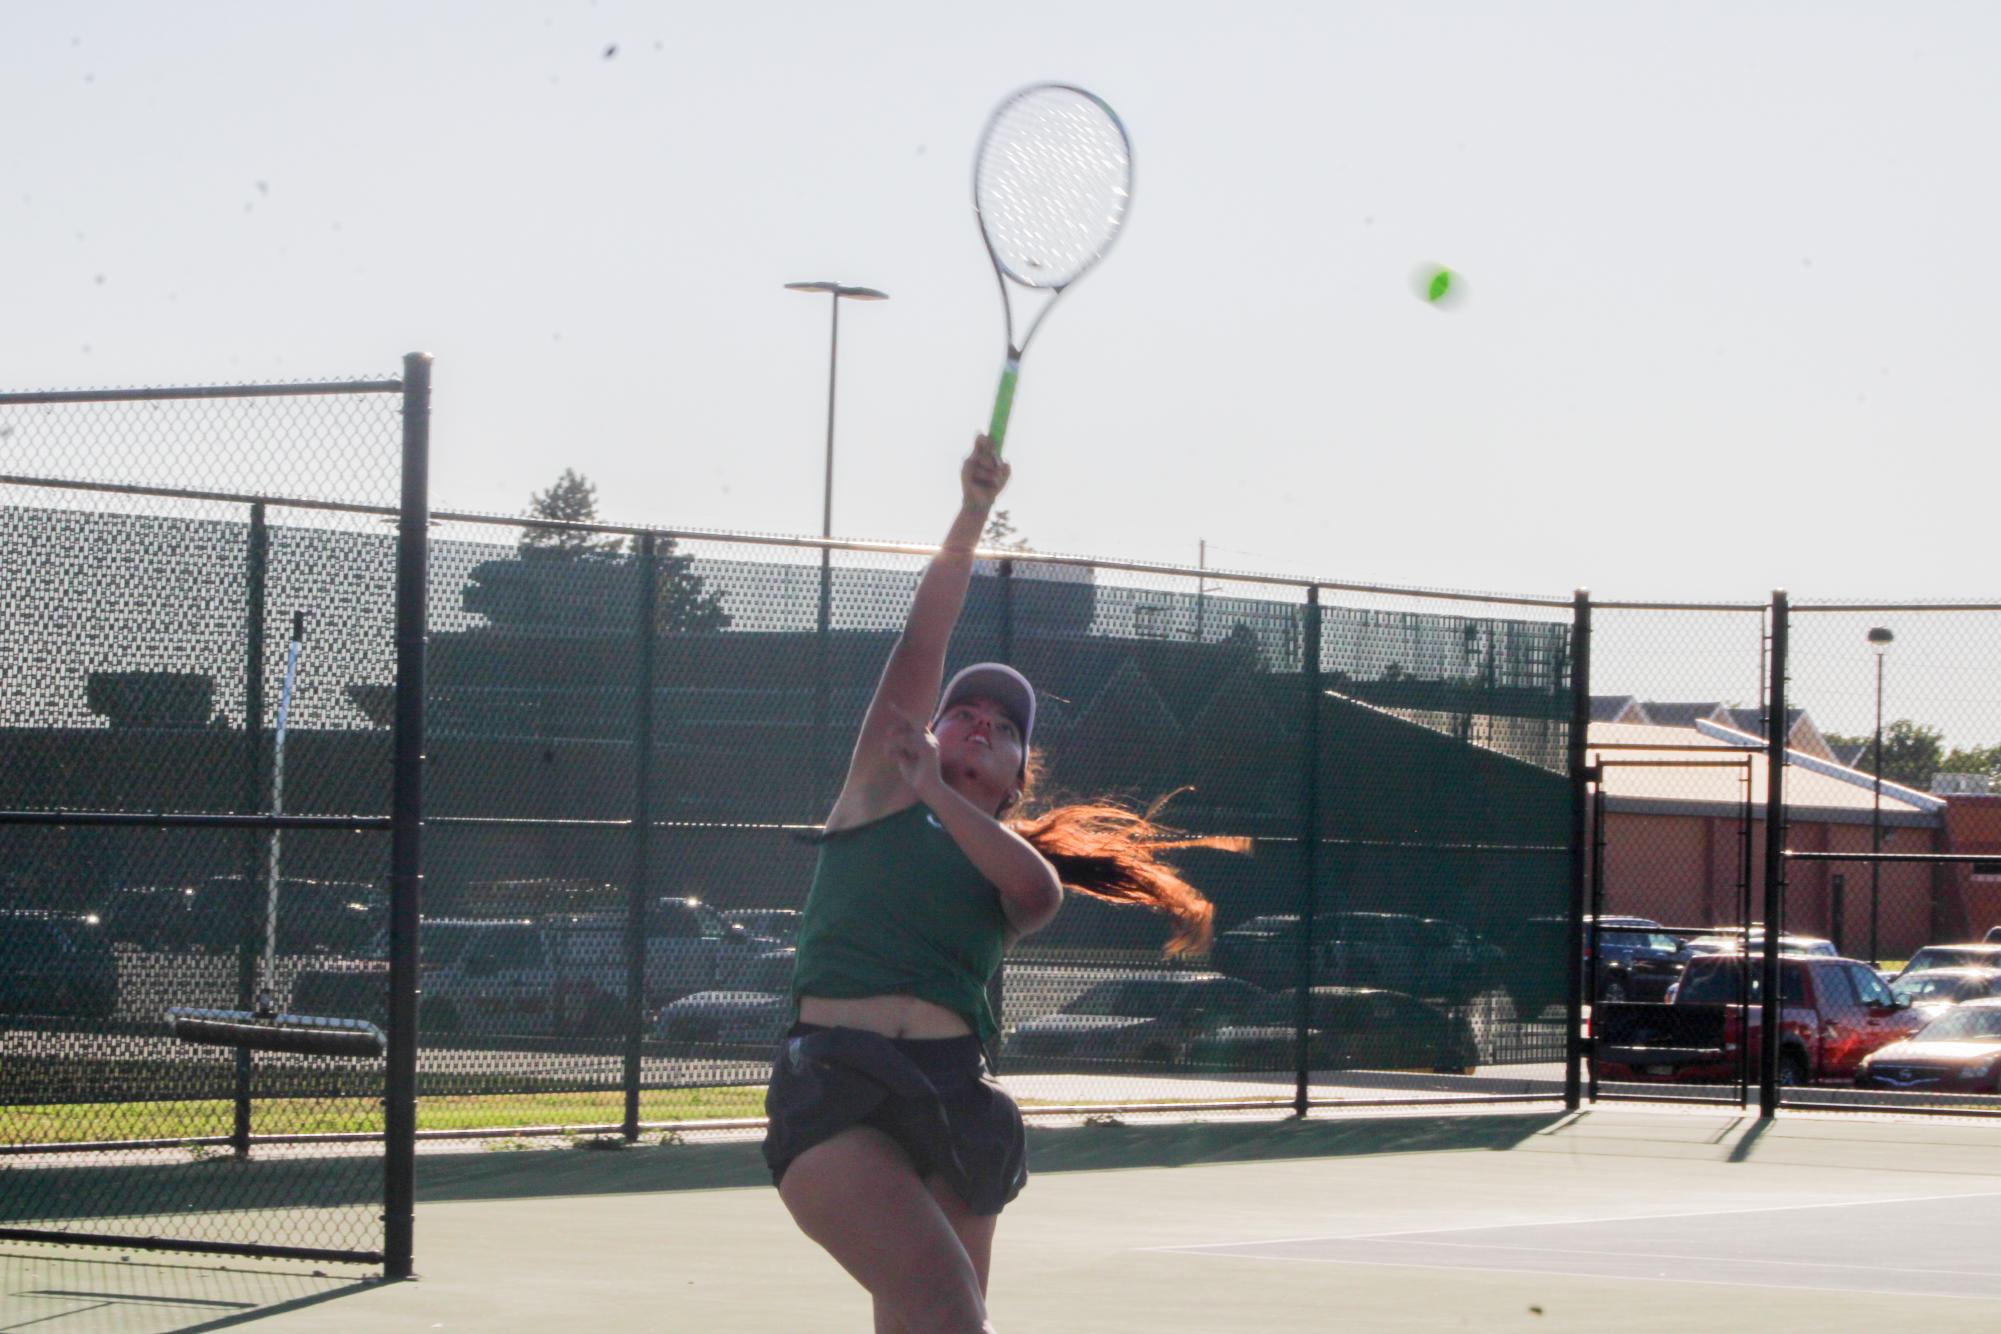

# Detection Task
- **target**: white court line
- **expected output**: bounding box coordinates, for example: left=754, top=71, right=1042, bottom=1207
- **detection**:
left=1144, top=1251, right=1997, bottom=1303
left=1354, top=1237, right=1990, bottom=1279
left=1141, top=1186, right=2001, bottom=1253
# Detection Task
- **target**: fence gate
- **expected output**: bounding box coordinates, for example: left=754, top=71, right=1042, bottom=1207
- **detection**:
left=0, top=360, right=429, bottom=1275
left=1585, top=753, right=1756, bottom=1106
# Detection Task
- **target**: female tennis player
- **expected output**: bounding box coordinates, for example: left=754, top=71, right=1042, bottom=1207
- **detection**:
left=764, top=436, right=1214, bottom=1333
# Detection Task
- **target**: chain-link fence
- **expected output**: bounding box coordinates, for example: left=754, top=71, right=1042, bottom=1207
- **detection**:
left=368, top=530, right=1580, bottom=1130
left=12, top=365, right=2001, bottom=1279
left=1581, top=595, right=2001, bottom=1118
left=0, top=366, right=428, bottom=1272
left=1780, top=599, right=2001, bottom=1117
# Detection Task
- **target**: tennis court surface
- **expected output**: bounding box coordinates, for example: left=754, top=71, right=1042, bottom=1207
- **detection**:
left=6, top=1105, right=2001, bottom=1331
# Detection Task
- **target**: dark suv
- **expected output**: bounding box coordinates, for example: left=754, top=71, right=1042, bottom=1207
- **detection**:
left=1586, top=916, right=1692, bottom=1002
left=0, top=911, right=119, bottom=1020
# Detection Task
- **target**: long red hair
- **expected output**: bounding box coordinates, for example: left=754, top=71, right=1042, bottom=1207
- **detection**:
left=1005, top=774, right=1234, bottom=957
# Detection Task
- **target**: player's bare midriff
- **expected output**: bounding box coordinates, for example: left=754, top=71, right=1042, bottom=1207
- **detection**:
left=798, top=993, right=974, bottom=1039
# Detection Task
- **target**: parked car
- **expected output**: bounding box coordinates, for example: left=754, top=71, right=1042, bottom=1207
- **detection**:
left=1213, top=912, right=1500, bottom=1004
left=1319, top=912, right=1503, bottom=1005
left=1895, top=944, right=2001, bottom=980
left=1595, top=953, right=1925, bottom=1086
left=1184, top=986, right=1479, bottom=1075
left=97, top=877, right=382, bottom=954
left=1583, top=917, right=1691, bottom=1002
left=1495, top=914, right=1678, bottom=1011
left=1886, top=967, right=2001, bottom=1024
left=722, top=909, right=802, bottom=951
left=1681, top=930, right=1837, bottom=959
left=541, top=898, right=780, bottom=1024
left=1856, top=999, right=2001, bottom=1093
left=0, top=910, right=119, bottom=1020
left=289, top=898, right=777, bottom=1037
left=652, top=990, right=791, bottom=1055
left=1663, top=934, right=1839, bottom=1002
left=1005, top=972, right=1265, bottom=1067
left=1210, top=915, right=1309, bottom=987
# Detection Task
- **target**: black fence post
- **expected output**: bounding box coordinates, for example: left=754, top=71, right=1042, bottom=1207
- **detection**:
left=626, top=533, right=658, bottom=1139
left=986, top=557, right=1015, bottom=1073
left=233, top=502, right=269, bottom=1157
left=384, top=353, right=431, bottom=1280
left=1564, top=589, right=1591, bottom=1110
left=1294, top=587, right=1322, bottom=1116
left=1759, top=589, right=1789, bottom=1118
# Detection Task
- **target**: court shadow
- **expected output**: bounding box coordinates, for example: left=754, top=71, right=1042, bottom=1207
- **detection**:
left=1, top=1153, right=381, bottom=1226
left=409, top=1110, right=1572, bottom=1204
left=3, top=1112, right=1573, bottom=1231
left=0, top=1251, right=379, bottom=1334
left=1024, top=1110, right=1571, bottom=1175
left=1725, top=1116, right=1772, bottom=1163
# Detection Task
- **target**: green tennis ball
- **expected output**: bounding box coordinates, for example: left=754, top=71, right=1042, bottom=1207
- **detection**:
left=1411, top=263, right=1465, bottom=310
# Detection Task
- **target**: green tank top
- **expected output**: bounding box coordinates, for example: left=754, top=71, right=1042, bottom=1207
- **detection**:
left=791, top=802, right=1009, bottom=1042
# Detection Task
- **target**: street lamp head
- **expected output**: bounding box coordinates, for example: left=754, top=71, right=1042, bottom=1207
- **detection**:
left=1867, top=626, right=1895, bottom=650
left=784, top=281, right=890, bottom=301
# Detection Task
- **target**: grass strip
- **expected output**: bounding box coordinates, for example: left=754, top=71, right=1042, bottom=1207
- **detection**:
left=1, top=1086, right=771, bottom=1145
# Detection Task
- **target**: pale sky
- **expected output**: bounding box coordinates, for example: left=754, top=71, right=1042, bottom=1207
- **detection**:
left=5, top=1, right=1998, bottom=739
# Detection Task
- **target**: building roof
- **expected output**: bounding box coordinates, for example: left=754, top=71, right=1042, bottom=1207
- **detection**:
left=1637, top=702, right=1731, bottom=729
left=1603, top=701, right=1835, bottom=762
left=1590, top=695, right=1646, bottom=723
left=1588, top=720, right=1943, bottom=826
left=1722, top=706, right=1804, bottom=739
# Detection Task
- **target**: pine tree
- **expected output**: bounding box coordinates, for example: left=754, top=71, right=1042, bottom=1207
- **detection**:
left=520, top=469, right=625, bottom=561
left=463, top=469, right=730, bottom=632
left=981, top=509, right=1031, bottom=552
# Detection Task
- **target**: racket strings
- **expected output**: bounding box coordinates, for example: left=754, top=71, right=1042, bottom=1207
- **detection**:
left=976, top=90, right=1130, bottom=289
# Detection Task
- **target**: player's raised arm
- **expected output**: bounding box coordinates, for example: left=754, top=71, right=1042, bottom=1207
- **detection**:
left=824, top=437, right=1009, bottom=828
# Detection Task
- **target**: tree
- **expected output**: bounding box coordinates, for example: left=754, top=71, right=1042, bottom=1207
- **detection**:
left=1826, top=720, right=1944, bottom=791
left=1940, top=743, right=2001, bottom=782
left=463, top=470, right=730, bottom=632
left=981, top=510, right=1031, bottom=552
left=648, top=542, right=731, bottom=633
left=520, top=469, right=625, bottom=561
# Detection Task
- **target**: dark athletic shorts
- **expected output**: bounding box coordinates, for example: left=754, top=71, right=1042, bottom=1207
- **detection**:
left=762, top=1022, right=1028, bottom=1217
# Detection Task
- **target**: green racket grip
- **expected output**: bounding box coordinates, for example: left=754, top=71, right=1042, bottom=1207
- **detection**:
left=987, top=358, right=1020, bottom=453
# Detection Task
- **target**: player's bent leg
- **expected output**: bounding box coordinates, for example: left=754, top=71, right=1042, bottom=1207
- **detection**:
left=926, top=1174, right=998, bottom=1296
left=779, top=1125, right=993, bottom=1334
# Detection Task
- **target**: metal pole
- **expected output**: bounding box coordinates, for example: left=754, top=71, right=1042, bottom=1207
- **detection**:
left=626, top=534, right=658, bottom=1139
left=1587, top=786, right=1606, bottom=1103
left=384, top=352, right=431, bottom=1280
left=1196, top=540, right=1206, bottom=643
left=1563, top=590, right=1590, bottom=1111
left=822, top=297, right=839, bottom=545
left=1294, top=588, right=1323, bottom=1116
left=1739, top=758, right=1755, bottom=1106
left=1870, top=650, right=1884, bottom=966
left=233, top=502, right=269, bottom=1158
left=986, top=558, right=1015, bottom=1073
left=813, top=296, right=838, bottom=818
left=786, top=280, right=885, bottom=818
left=1758, top=590, right=1788, bottom=1118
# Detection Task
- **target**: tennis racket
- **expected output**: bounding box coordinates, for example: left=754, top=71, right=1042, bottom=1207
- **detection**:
left=974, top=83, right=1133, bottom=452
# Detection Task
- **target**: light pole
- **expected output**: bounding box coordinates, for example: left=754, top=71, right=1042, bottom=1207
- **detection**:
left=1867, top=625, right=1894, bottom=964
left=785, top=281, right=888, bottom=814
left=785, top=281, right=889, bottom=542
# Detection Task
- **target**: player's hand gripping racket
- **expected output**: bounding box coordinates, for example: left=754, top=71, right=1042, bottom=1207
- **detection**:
left=975, top=83, right=1132, bottom=452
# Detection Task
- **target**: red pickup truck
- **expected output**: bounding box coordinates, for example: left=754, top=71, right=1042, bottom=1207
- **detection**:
left=1594, top=954, right=1926, bottom=1086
